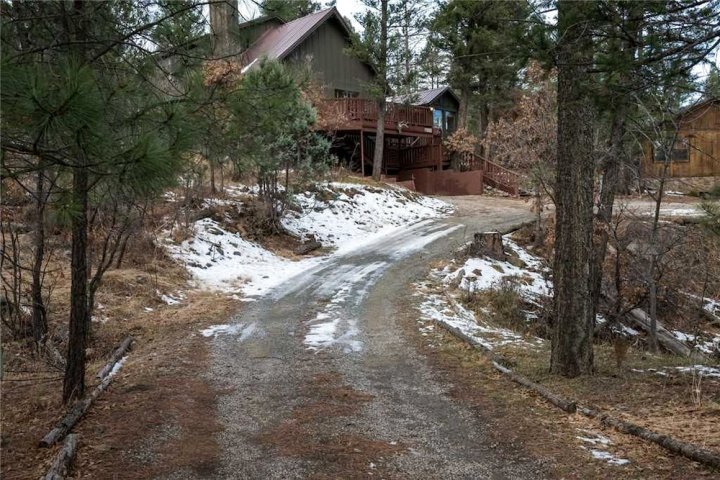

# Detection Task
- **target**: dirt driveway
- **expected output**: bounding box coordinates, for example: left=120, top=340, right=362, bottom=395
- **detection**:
left=165, top=197, right=541, bottom=479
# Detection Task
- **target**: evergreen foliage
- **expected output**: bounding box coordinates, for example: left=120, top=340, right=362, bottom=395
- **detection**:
left=260, top=0, right=325, bottom=21
left=231, top=59, right=333, bottom=227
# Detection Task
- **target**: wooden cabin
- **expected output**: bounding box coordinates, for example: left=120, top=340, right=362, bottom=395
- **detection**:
left=240, top=8, right=375, bottom=98
left=236, top=7, right=519, bottom=195
left=641, top=98, right=720, bottom=192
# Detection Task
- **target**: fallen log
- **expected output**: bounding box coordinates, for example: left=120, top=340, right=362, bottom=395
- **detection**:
left=578, top=406, right=720, bottom=469
left=40, top=374, right=113, bottom=447
left=437, top=310, right=720, bottom=468
left=492, top=361, right=576, bottom=413
left=626, top=308, right=700, bottom=358
left=40, top=338, right=131, bottom=447
left=96, top=336, right=133, bottom=380
left=43, top=433, right=78, bottom=480
left=439, top=291, right=576, bottom=413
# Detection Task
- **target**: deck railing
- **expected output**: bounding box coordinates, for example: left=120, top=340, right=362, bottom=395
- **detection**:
left=322, top=98, right=434, bottom=131
left=460, top=152, right=521, bottom=196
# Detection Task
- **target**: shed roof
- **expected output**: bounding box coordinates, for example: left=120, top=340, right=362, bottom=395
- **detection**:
left=241, top=7, right=354, bottom=69
left=390, top=86, right=460, bottom=106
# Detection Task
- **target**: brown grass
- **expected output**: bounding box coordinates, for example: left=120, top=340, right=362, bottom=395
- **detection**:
left=405, top=315, right=718, bottom=478
left=0, top=189, right=242, bottom=479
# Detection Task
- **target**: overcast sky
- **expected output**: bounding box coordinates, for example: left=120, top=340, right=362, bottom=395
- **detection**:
left=234, top=0, right=717, bottom=81
left=237, top=0, right=368, bottom=29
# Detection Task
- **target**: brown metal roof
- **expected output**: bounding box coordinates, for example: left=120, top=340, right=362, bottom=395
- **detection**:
left=241, top=7, right=350, bottom=69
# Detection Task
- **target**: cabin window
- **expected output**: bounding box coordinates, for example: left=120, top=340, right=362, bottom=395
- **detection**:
left=334, top=89, right=359, bottom=98
left=445, top=112, right=456, bottom=132
left=433, top=110, right=443, bottom=128
left=653, top=138, right=689, bottom=163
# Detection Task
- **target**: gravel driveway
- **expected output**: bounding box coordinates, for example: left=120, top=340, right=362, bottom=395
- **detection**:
left=171, top=197, right=546, bottom=479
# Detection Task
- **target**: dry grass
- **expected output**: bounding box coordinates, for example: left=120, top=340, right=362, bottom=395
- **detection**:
left=405, top=316, right=718, bottom=478
left=496, top=339, right=720, bottom=452
left=0, top=191, right=243, bottom=479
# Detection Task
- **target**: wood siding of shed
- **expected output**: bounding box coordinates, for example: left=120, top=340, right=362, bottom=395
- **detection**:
left=642, top=103, right=720, bottom=178
left=285, top=19, right=374, bottom=96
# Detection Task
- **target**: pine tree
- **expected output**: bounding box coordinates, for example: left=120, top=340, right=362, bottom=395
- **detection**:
left=431, top=0, right=531, bottom=134
left=703, top=67, right=720, bottom=99
left=260, top=0, right=323, bottom=20
left=351, top=0, right=391, bottom=181
left=550, top=0, right=596, bottom=377
left=1, top=0, right=195, bottom=402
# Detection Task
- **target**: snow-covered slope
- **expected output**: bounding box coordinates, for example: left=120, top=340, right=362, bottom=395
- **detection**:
left=164, top=182, right=452, bottom=297
left=283, top=183, right=452, bottom=247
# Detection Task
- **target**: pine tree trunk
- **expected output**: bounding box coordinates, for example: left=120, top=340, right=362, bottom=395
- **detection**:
left=372, top=107, right=385, bottom=181
left=589, top=2, right=639, bottom=327
left=64, top=161, right=89, bottom=403
left=458, top=86, right=470, bottom=129
left=550, top=0, right=595, bottom=377
left=647, top=168, right=667, bottom=354
left=589, top=107, right=626, bottom=317
left=372, top=0, right=388, bottom=181
left=64, top=0, right=89, bottom=404
left=31, top=165, right=47, bottom=343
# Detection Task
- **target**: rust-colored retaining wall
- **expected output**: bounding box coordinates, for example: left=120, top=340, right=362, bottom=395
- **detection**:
left=398, top=169, right=484, bottom=196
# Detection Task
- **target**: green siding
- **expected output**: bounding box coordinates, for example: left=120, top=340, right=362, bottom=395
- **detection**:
left=285, top=19, right=375, bottom=96
left=238, top=19, right=283, bottom=50
left=430, top=91, right=459, bottom=113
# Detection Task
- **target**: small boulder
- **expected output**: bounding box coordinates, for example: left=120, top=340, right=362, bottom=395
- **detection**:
left=295, top=236, right=322, bottom=255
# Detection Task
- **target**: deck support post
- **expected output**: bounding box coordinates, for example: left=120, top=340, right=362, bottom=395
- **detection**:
left=360, top=129, right=365, bottom=176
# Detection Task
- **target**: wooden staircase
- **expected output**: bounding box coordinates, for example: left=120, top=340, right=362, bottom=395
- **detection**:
left=463, top=153, right=522, bottom=196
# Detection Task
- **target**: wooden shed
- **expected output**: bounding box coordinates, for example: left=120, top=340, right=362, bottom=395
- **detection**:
left=641, top=98, right=720, bottom=191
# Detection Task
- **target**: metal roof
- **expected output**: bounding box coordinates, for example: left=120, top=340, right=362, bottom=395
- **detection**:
left=241, top=7, right=352, bottom=69
left=389, top=86, right=460, bottom=106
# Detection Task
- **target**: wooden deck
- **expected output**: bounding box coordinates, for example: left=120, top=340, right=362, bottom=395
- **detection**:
left=321, top=98, right=437, bottom=137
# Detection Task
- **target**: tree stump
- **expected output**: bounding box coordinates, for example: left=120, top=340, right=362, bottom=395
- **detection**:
left=467, top=232, right=506, bottom=260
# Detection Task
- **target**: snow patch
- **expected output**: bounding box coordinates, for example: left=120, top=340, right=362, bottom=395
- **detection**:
left=200, top=322, right=260, bottom=340
left=107, top=356, right=128, bottom=379
left=440, top=236, right=551, bottom=300
left=165, top=183, right=453, bottom=298
left=165, top=218, right=322, bottom=297
left=589, top=449, right=630, bottom=466
left=417, top=292, right=542, bottom=351
left=675, top=364, right=720, bottom=379
left=283, top=183, right=452, bottom=248
left=577, top=430, right=630, bottom=466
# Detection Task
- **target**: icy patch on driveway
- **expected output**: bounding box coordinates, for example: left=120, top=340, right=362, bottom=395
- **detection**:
left=304, top=262, right=388, bottom=353
left=201, top=322, right=260, bottom=341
